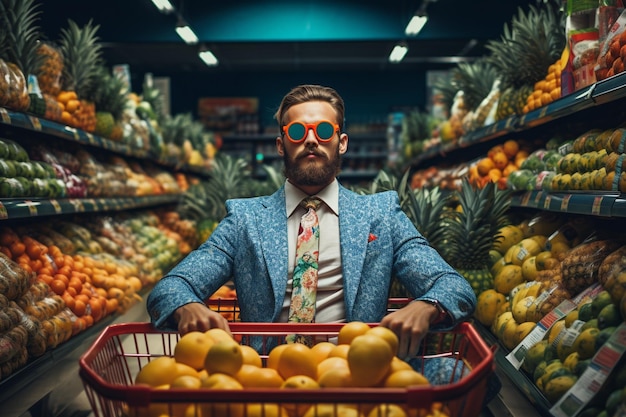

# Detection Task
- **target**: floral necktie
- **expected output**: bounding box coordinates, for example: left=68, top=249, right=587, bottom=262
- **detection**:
left=286, top=197, right=321, bottom=344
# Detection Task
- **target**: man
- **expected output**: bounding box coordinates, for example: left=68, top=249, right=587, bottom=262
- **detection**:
left=147, top=84, right=476, bottom=359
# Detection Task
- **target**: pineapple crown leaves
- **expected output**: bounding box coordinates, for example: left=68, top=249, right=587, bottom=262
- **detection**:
left=0, top=0, right=45, bottom=76
left=451, top=59, right=499, bottom=111
left=59, top=19, right=104, bottom=96
left=142, top=81, right=165, bottom=123
left=405, top=185, right=451, bottom=252
left=89, top=66, right=129, bottom=120
left=401, top=111, right=435, bottom=144
left=485, top=3, right=565, bottom=88
left=443, top=178, right=512, bottom=269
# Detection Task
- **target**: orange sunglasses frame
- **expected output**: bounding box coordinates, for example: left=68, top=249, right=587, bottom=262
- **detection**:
left=282, top=120, right=340, bottom=143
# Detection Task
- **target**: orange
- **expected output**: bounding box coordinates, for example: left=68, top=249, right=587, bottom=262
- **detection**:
left=199, top=374, right=244, bottom=417
left=337, top=321, right=371, bottom=345
left=318, top=367, right=353, bottom=388
left=170, top=374, right=202, bottom=389
left=388, top=357, right=413, bottom=373
left=175, top=362, right=200, bottom=378
left=476, top=157, right=495, bottom=177
left=205, top=327, right=233, bottom=343
left=310, top=341, right=336, bottom=364
left=366, top=327, right=399, bottom=356
left=240, top=344, right=262, bottom=367
left=317, top=356, right=349, bottom=380
left=491, top=151, right=509, bottom=170
left=276, top=343, right=317, bottom=380
left=382, top=369, right=429, bottom=388
left=245, top=403, right=289, bottom=417
left=327, top=344, right=351, bottom=359
left=347, top=334, right=393, bottom=387
left=267, top=343, right=290, bottom=370
left=235, top=364, right=284, bottom=388
left=174, top=331, right=215, bottom=370
left=135, top=356, right=179, bottom=386
left=204, top=340, right=243, bottom=376
left=367, top=404, right=407, bottom=417
left=281, top=375, right=320, bottom=389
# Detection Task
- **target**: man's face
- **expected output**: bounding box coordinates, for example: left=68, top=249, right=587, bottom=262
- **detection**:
left=277, top=101, right=348, bottom=190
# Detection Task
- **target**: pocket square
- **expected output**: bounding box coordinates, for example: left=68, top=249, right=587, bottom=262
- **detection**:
left=368, top=233, right=377, bottom=242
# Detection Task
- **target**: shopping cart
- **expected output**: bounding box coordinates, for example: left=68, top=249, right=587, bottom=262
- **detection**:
left=79, top=321, right=494, bottom=417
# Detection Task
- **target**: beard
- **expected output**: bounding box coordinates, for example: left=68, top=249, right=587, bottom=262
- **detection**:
left=283, top=143, right=342, bottom=186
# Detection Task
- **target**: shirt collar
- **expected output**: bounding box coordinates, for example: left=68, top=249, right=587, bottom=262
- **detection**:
left=285, top=179, right=339, bottom=217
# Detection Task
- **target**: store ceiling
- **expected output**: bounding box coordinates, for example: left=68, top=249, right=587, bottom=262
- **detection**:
left=38, top=0, right=534, bottom=75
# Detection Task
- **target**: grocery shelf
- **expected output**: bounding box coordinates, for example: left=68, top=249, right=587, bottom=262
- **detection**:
left=0, top=107, right=211, bottom=178
left=0, top=194, right=182, bottom=220
left=511, top=190, right=625, bottom=218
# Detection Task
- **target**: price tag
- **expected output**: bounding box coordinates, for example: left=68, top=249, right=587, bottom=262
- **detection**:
left=561, top=194, right=571, bottom=211
left=534, top=191, right=543, bottom=204
left=521, top=192, right=531, bottom=206
left=23, top=200, right=38, bottom=216
left=0, top=108, right=10, bottom=123
left=0, top=202, right=8, bottom=220
left=65, top=126, right=80, bottom=140
left=539, top=106, right=549, bottom=118
left=544, top=194, right=552, bottom=210
left=85, top=132, right=97, bottom=145
left=49, top=199, right=62, bottom=214
left=592, top=196, right=603, bottom=216
left=69, top=199, right=85, bottom=212
left=28, top=116, right=42, bottom=131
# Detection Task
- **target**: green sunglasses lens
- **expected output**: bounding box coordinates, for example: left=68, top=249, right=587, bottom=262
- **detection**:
left=287, top=123, right=307, bottom=141
left=316, top=121, right=335, bottom=140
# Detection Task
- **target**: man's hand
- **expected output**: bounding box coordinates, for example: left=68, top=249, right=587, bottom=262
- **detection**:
left=379, top=300, right=439, bottom=359
left=173, top=302, right=232, bottom=336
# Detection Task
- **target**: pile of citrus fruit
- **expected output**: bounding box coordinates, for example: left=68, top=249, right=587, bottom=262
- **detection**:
left=129, top=322, right=449, bottom=417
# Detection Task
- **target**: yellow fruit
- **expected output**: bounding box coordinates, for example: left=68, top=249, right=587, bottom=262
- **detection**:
left=521, top=256, right=538, bottom=281
left=174, top=331, right=215, bottom=371
left=328, top=344, right=351, bottom=359
left=347, top=334, right=394, bottom=387
left=572, top=328, right=600, bottom=360
left=170, top=374, right=202, bottom=389
left=564, top=310, right=578, bottom=328
left=494, top=225, right=524, bottom=255
left=506, top=238, right=542, bottom=266
left=310, top=341, right=337, bottom=364
left=204, top=340, right=243, bottom=376
left=544, top=375, right=577, bottom=403
left=205, top=327, right=234, bottom=344
left=500, top=317, right=520, bottom=350
left=475, top=289, right=507, bottom=327
left=135, top=356, right=179, bottom=387
left=494, top=264, right=524, bottom=295
left=338, top=321, right=372, bottom=345
left=367, top=404, right=407, bottom=417
left=548, top=320, right=566, bottom=345
left=201, top=372, right=244, bottom=389
left=175, top=362, right=201, bottom=378
left=199, top=374, right=244, bottom=417
left=512, top=296, right=536, bottom=323
left=515, top=321, right=536, bottom=346
left=382, top=369, right=429, bottom=388
left=366, top=326, right=399, bottom=356
left=535, top=251, right=555, bottom=271
left=528, top=235, right=548, bottom=250
left=281, top=374, right=320, bottom=389
left=267, top=343, right=290, bottom=371
left=235, top=364, right=284, bottom=388
left=277, top=343, right=318, bottom=380
left=240, top=344, right=263, bottom=367
left=388, top=357, right=413, bottom=373
left=318, top=366, right=354, bottom=388
left=317, top=356, right=350, bottom=380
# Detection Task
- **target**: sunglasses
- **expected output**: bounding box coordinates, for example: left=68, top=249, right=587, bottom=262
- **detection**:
left=282, top=120, right=339, bottom=143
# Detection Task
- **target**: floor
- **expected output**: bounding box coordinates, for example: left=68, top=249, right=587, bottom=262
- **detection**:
left=15, top=297, right=546, bottom=417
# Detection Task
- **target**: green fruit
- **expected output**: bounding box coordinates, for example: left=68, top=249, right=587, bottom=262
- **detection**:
left=0, top=159, right=16, bottom=177
left=523, top=340, right=548, bottom=375
left=578, top=407, right=605, bottom=417
left=592, top=291, right=614, bottom=318
left=544, top=374, right=577, bottom=403
left=574, top=358, right=591, bottom=377
left=573, top=328, right=600, bottom=360
left=0, top=140, right=10, bottom=158
left=578, top=302, right=594, bottom=322
left=595, top=327, right=617, bottom=351
left=534, top=360, right=548, bottom=383
left=605, top=388, right=625, bottom=416
left=581, top=318, right=598, bottom=331
left=598, top=303, right=621, bottom=329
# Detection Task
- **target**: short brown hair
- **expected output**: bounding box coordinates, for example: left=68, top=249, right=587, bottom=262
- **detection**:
left=274, top=84, right=345, bottom=132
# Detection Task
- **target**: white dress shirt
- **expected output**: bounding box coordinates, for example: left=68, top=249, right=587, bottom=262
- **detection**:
left=280, top=179, right=346, bottom=323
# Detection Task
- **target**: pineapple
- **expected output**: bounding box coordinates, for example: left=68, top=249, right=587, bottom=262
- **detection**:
left=442, top=178, right=512, bottom=296
left=35, top=43, right=64, bottom=97
left=450, top=59, right=499, bottom=131
left=58, top=19, right=104, bottom=132
left=0, top=0, right=44, bottom=112
left=486, top=3, right=565, bottom=119
left=90, top=67, right=129, bottom=139
left=560, top=239, right=623, bottom=295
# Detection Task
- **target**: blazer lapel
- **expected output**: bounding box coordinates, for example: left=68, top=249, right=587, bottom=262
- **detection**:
left=338, top=186, right=370, bottom=320
left=258, top=187, right=290, bottom=318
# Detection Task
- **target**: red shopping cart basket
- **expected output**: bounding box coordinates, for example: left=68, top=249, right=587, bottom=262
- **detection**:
left=79, top=321, right=493, bottom=417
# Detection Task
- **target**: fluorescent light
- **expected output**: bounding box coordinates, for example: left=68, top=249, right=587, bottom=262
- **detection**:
left=405, top=14, right=428, bottom=36
left=176, top=24, right=199, bottom=45
left=199, top=49, right=218, bottom=66
left=151, top=0, right=174, bottom=13
left=389, top=44, right=408, bottom=63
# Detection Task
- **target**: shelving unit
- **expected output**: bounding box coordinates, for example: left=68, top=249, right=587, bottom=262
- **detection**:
left=411, top=71, right=626, bottom=417
left=0, top=107, right=206, bottom=416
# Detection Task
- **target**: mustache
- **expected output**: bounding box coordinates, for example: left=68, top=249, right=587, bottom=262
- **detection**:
left=296, top=148, right=326, bottom=159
